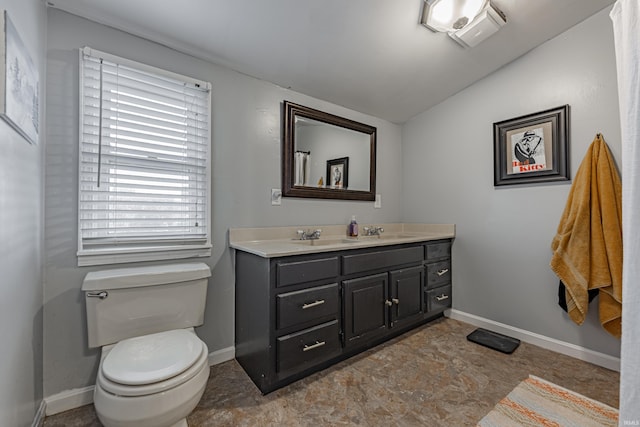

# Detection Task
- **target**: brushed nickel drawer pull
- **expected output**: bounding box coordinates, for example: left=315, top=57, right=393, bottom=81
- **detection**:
left=87, top=291, right=108, bottom=299
left=392, top=298, right=400, bottom=305
left=436, top=268, right=449, bottom=276
left=385, top=300, right=393, bottom=306
left=436, top=294, right=449, bottom=301
left=302, top=299, right=325, bottom=309
left=303, top=341, right=326, bottom=352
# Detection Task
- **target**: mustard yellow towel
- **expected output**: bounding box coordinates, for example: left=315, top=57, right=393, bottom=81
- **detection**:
left=550, top=134, right=622, bottom=338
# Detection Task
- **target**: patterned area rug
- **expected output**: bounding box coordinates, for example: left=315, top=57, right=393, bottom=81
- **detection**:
left=477, top=375, right=618, bottom=426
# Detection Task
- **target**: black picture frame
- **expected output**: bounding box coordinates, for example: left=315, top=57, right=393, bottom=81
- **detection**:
left=326, top=157, right=349, bottom=189
left=1, top=11, right=39, bottom=145
left=493, top=105, right=570, bottom=186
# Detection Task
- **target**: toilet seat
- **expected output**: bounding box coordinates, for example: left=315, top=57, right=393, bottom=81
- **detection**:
left=98, top=329, right=208, bottom=397
left=103, top=329, right=204, bottom=385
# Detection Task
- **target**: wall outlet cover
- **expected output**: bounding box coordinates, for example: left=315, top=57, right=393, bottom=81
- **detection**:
left=271, top=188, right=282, bottom=206
left=374, top=194, right=382, bottom=208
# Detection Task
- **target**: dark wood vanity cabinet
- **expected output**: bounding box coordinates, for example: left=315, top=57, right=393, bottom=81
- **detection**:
left=234, top=239, right=452, bottom=394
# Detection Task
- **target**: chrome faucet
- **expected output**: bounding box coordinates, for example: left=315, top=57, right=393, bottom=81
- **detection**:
left=363, top=226, right=384, bottom=236
left=297, top=229, right=322, bottom=240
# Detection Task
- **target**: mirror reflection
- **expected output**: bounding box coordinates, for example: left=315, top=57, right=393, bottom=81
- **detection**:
left=283, top=101, right=376, bottom=201
left=295, top=116, right=371, bottom=191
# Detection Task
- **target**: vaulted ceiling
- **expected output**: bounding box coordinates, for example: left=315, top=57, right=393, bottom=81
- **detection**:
left=47, top=0, right=615, bottom=123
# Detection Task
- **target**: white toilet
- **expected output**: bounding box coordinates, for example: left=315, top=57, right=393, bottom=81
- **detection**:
left=81, top=262, right=212, bottom=427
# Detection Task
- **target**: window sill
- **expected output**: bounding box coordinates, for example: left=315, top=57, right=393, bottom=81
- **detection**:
left=77, top=244, right=212, bottom=267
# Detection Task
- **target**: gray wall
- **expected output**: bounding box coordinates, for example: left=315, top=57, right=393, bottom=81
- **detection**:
left=0, top=0, right=46, bottom=425
left=402, top=6, right=621, bottom=357
left=43, top=9, right=403, bottom=397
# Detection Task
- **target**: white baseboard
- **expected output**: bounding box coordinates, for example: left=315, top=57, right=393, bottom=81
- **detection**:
left=31, top=400, right=46, bottom=427
left=44, top=386, right=94, bottom=416
left=208, top=345, right=235, bottom=366
left=44, top=346, right=237, bottom=416
left=445, top=309, right=621, bottom=372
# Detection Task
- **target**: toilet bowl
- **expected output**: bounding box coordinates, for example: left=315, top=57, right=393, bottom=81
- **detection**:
left=94, top=329, right=210, bottom=427
left=82, top=263, right=212, bottom=427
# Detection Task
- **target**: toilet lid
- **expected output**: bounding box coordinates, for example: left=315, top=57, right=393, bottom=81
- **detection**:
left=102, top=329, right=204, bottom=385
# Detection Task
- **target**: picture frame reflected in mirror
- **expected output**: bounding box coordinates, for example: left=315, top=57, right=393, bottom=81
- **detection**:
left=326, top=157, right=349, bottom=189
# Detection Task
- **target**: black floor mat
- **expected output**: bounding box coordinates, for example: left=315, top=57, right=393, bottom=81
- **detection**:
left=466, top=328, right=520, bottom=354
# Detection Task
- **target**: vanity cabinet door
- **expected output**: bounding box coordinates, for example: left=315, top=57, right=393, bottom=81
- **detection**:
left=343, top=273, right=389, bottom=347
left=389, top=266, right=424, bottom=328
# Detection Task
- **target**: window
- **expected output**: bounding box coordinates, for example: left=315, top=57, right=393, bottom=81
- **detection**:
left=78, top=47, right=211, bottom=266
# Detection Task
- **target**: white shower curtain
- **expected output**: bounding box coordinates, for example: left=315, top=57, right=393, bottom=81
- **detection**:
left=611, top=1, right=640, bottom=425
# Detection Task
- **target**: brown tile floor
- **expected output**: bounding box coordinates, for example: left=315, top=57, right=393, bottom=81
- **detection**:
left=44, top=318, right=619, bottom=426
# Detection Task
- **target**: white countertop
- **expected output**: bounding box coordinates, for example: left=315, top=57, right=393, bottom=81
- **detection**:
left=229, top=223, right=455, bottom=258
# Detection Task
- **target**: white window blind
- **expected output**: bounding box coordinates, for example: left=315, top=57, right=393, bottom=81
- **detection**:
left=78, top=48, right=211, bottom=265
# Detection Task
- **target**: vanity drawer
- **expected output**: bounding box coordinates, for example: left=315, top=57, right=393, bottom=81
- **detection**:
left=276, top=283, right=339, bottom=330
left=426, top=284, right=452, bottom=313
left=276, top=257, right=339, bottom=288
left=426, top=260, right=451, bottom=288
left=426, top=241, right=451, bottom=260
left=342, top=246, right=423, bottom=276
left=276, top=320, right=341, bottom=373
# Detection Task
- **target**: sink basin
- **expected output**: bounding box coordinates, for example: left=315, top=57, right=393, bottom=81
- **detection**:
left=291, top=238, right=358, bottom=246
left=357, top=233, right=419, bottom=240
left=289, top=234, right=423, bottom=246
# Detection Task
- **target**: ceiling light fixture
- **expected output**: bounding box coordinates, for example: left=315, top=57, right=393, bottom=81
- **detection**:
left=420, top=0, right=507, bottom=48
left=420, top=0, right=488, bottom=33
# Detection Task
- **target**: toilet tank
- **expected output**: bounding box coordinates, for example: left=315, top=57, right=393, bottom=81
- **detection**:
left=82, top=262, right=211, bottom=348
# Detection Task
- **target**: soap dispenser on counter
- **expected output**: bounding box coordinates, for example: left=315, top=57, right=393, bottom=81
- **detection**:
left=347, top=215, right=359, bottom=237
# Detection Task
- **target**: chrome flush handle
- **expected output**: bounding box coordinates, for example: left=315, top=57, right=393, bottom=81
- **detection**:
left=86, top=291, right=109, bottom=299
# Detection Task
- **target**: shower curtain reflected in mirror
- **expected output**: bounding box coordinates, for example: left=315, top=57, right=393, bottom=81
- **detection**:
left=294, top=150, right=310, bottom=186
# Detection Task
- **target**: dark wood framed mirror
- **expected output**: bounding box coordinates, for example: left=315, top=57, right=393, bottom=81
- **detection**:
left=282, top=101, right=376, bottom=201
